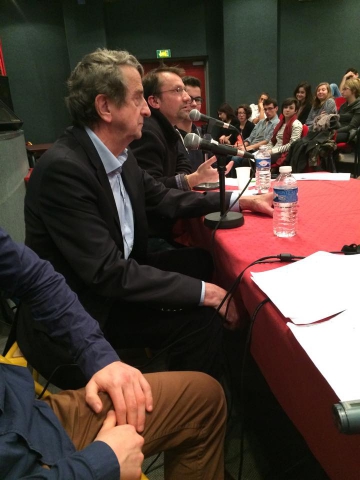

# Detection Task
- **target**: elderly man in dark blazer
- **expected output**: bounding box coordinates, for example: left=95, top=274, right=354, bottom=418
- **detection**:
left=19, top=48, right=273, bottom=386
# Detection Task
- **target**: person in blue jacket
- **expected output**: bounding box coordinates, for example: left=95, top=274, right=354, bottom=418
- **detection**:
left=0, top=227, right=227, bottom=479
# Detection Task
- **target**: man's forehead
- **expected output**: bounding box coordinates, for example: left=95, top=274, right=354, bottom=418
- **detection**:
left=158, top=71, right=184, bottom=87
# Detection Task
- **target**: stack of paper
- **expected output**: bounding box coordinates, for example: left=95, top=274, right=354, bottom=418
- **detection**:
left=251, top=251, right=360, bottom=399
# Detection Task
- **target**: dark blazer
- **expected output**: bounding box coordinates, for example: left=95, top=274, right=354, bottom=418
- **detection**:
left=24, top=126, right=228, bottom=327
left=130, top=108, right=192, bottom=188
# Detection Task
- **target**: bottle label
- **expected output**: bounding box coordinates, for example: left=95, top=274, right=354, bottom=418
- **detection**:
left=255, top=158, right=270, bottom=169
left=273, top=187, right=298, bottom=203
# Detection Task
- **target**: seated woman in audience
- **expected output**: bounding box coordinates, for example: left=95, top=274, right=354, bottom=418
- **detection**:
left=306, top=82, right=337, bottom=129
left=336, top=77, right=360, bottom=142
left=217, top=102, right=240, bottom=145
left=266, top=97, right=303, bottom=171
left=219, top=104, right=254, bottom=147
left=293, top=81, right=312, bottom=124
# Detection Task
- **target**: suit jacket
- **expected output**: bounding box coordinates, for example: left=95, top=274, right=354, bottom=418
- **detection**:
left=25, top=126, right=229, bottom=326
left=130, top=108, right=192, bottom=189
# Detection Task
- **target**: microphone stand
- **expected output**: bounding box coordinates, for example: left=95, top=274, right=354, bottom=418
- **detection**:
left=204, top=153, right=244, bottom=229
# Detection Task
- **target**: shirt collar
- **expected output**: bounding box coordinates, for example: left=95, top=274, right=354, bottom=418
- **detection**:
left=85, top=126, right=128, bottom=174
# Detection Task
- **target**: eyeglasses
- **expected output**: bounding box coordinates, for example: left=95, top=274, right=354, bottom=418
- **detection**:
left=189, top=95, right=203, bottom=104
left=264, top=107, right=275, bottom=111
left=155, top=86, right=187, bottom=95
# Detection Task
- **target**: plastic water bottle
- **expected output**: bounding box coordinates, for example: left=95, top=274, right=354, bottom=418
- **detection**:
left=255, top=145, right=271, bottom=194
left=273, top=166, right=298, bottom=237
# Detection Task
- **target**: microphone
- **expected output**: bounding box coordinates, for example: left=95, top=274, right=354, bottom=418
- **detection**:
left=184, top=133, right=255, bottom=161
left=189, top=109, right=238, bottom=131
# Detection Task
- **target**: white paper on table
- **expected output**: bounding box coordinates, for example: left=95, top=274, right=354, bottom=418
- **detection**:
left=287, top=308, right=360, bottom=401
left=251, top=251, right=360, bottom=324
left=225, top=178, right=258, bottom=195
left=292, top=173, right=350, bottom=181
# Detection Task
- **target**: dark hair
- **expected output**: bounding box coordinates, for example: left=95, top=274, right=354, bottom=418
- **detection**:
left=142, top=64, right=185, bottom=101
left=345, top=67, right=358, bottom=75
left=182, top=76, right=201, bottom=88
left=263, top=97, right=278, bottom=108
left=281, top=97, right=299, bottom=112
left=217, top=102, right=236, bottom=121
left=293, top=81, right=313, bottom=106
left=66, top=48, right=143, bottom=127
left=236, top=104, right=252, bottom=119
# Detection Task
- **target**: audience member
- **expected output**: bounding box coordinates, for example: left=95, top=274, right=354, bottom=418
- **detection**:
left=336, top=77, right=360, bottom=142
left=0, top=227, right=227, bottom=480
left=293, top=81, right=313, bottom=124
left=250, top=92, right=269, bottom=124
left=243, top=98, right=280, bottom=151
left=229, top=98, right=279, bottom=169
left=305, top=82, right=337, bottom=129
left=131, top=65, right=227, bottom=189
left=20, top=48, right=273, bottom=388
left=217, top=102, right=240, bottom=145
left=330, top=67, right=359, bottom=98
left=175, top=75, right=204, bottom=171
left=265, top=97, right=303, bottom=171
left=218, top=104, right=254, bottom=148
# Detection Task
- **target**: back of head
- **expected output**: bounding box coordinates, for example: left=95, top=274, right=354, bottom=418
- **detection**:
left=142, top=64, right=185, bottom=102
left=66, top=48, right=143, bottom=127
left=345, top=67, right=358, bottom=76
left=182, top=76, right=201, bottom=88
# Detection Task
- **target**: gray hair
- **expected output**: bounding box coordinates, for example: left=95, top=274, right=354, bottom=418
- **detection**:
left=66, top=48, right=143, bottom=127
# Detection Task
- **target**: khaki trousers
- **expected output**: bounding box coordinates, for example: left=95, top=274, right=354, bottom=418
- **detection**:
left=44, top=371, right=226, bottom=479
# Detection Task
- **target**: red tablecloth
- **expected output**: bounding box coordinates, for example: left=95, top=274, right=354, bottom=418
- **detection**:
left=176, top=179, right=360, bottom=480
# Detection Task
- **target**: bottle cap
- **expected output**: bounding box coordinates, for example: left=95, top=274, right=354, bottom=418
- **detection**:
left=279, top=166, right=292, bottom=173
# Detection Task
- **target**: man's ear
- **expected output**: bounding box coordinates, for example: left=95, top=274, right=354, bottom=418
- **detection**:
left=147, top=95, right=160, bottom=109
left=94, top=94, right=112, bottom=123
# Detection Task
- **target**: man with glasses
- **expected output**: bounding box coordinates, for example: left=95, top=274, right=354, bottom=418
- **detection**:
left=242, top=98, right=279, bottom=152
left=130, top=66, right=228, bottom=190
left=176, top=75, right=204, bottom=171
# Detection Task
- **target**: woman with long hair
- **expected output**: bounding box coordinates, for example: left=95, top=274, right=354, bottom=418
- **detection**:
left=305, top=82, right=336, bottom=129
left=217, top=102, right=240, bottom=145
left=266, top=97, right=303, bottom=171
left=293, top=81, right=312, bottom=124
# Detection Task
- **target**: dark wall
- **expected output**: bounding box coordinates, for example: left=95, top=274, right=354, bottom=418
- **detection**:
left=0, top=0, right=71, bottom=143
left=278, top=0, right=360, bottom=104
left=1, top=0, right=359, bottom=143
left=223, top=0, right=279, bottom=110
left=104, top=0, right=224, bottom=117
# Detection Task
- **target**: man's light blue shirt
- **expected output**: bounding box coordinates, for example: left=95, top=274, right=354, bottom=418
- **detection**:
left=85, top=127, right=134, bottom=259
left=245, top=115, right=279, bottom=145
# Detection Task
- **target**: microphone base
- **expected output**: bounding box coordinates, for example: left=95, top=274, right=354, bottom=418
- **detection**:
left=204, top=211, right=244, bottom=229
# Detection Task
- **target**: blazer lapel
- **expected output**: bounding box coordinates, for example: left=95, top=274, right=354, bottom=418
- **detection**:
left=69, top=126, right=122, bottom=232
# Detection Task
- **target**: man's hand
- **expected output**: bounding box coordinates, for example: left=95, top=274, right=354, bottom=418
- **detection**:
left=95, top=410, right=144, bottom=480
left=240, top=192, right=273, bottom=216
left=203, top=283, right=240, bottom=329
left=85, top=361, right=153, bottom=432
left=188, top=156, right=234, bottom=187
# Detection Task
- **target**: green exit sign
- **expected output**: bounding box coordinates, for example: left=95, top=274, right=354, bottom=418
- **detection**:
left=156, top=49, right=171, bottom=59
